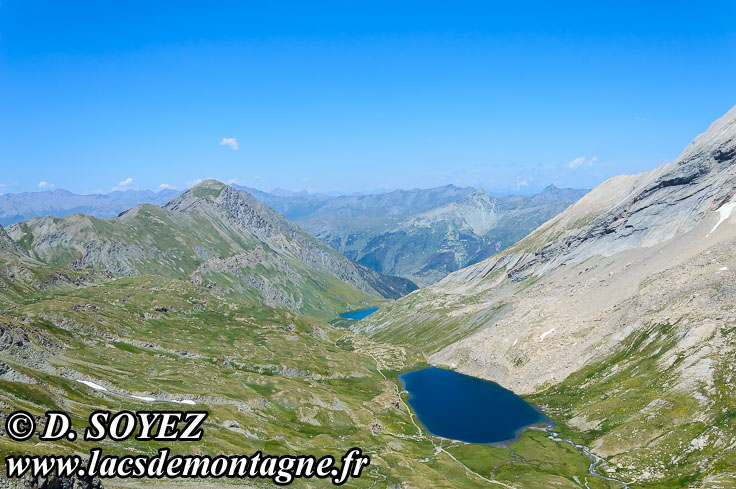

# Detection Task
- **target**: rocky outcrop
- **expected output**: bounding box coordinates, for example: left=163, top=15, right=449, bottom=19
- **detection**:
left=0, top=473, right=103, bottom=489
left=469, top=105, right=736, bottom=284
left=0, top=224, right=28, bottom=260
left=164, top=181, right=416, bottom=299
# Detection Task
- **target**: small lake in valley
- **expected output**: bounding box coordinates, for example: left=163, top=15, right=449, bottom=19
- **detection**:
left=399, top=367, right=549, bottom=444
left=339, top=307, right=379, bottom=320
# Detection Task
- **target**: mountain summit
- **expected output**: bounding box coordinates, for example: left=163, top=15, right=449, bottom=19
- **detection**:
left=8, top=181, right=416, bottom=317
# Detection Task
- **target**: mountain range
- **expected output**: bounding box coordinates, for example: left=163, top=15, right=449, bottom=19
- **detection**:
left=0, top=181, right=599, bottom=489
left=0, top=183, right=587, bottom=287
left=6, top=181, right=416, bottom=318
left=0, top=188, right=180, bottom=226
left=238, top=183, right=588, bottom=286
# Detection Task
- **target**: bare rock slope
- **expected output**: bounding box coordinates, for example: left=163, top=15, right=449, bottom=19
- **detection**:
left=362, top=104, right=736, bottom=393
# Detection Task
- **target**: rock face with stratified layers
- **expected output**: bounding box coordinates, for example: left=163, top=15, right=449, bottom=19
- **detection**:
left=363, top=104, right=736, bottom=392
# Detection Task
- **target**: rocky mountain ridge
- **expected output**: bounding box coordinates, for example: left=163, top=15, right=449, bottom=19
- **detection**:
left=7, top=181, right=415, bottom=318
left=238, top=183, right=478, bottom=220
left=363, top=104, right=736, bottom=389
left=255, top=184, right=587, bottom=286
left=359, top=104, right=736, bottom=485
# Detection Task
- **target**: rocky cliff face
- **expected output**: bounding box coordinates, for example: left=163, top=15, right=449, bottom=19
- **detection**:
left=479, top=104, right=736, bottom=283
left=0, top=224, right=27, bottom=260
left=363, top=104, right=736, bottom=390
left=7, top=181, right=415, bottom=318
left=358, top=105, right=736, bottom=485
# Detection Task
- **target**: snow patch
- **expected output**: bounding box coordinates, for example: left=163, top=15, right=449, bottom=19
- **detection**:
left=719, top=266, right=728, bottom=271
left=172, top=399, right=196, bottom=405
left=131, top=395, right=156, bottom=402
left=78, top=380, right=108, bottom=392
left=75, top=378, right=196, bottom=405
left=709, top=202, right=736, bottom=235
left=539, top=328, right=556, bottom=341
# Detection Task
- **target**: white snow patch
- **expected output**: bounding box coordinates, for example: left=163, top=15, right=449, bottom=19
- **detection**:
left=74, top=379, right=198, bottom=406
left=131, top=395, right=156, bottom=402
left=719, top=266, right=729, bottom=271
left=172, top=399, right=196, bottom=405
left=78, top=380, right=108, bottom=392
left=709, top=202, right=736, bottom=235
left=512, top=339, right=518, bottom=346
left=539, top=328, right=556, bottom=341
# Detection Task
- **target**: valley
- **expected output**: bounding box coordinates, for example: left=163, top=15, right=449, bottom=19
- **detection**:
left=3, top=3, right=733, bottom=487
left=0, top=180, right=602, bottom=488
left=245, top=184, right=587, bottom=286
left=0, top=273, right=608, bottom=488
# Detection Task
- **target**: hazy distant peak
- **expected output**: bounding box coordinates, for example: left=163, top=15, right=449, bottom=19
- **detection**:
left=268, top=187, right=314, bottom=197
left=0, top=187, right=181, bottom=226
left=465, top=188, right=493, bottom=199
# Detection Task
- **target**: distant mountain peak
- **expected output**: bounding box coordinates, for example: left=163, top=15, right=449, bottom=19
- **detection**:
left=0, top=187, right=182, bottom=226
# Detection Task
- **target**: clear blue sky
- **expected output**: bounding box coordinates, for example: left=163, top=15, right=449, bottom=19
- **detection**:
left=1, top=1, right=735, bottom=195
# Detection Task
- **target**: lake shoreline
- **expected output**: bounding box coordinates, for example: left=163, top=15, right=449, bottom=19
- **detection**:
left=398, top=366, right=553, bottom=445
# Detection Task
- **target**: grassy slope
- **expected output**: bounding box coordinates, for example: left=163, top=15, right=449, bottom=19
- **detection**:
left=0, top=275, right=603, bottom=488
left=9, top=203, right=377, bottom=321
left=528, top=320, right=736, bottom=488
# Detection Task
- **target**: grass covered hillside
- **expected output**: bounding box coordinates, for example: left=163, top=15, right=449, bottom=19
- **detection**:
left=7, top=181, right=416, bottom=319
left=0, top=268, right=611, bottom=488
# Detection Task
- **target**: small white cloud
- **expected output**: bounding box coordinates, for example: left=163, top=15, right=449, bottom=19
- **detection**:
left=119, top=177, right=133, bottom=187
left=158, top=183, right=176, bottom=190
left=186, top=179, right=203, bottom=187
left=567, top=156, right=599, bottom=170
left=37, top=181, right=54, bottom=189
left=220, top=137, right=239, bottom=151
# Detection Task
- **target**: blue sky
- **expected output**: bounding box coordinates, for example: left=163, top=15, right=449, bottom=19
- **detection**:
left=1, top=1, right=735, bottom=195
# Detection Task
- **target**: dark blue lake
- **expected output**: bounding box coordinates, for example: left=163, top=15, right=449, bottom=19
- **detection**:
left=399, top=367, right=548, bottom=444
left=340, top=307, right=379, bottom=320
